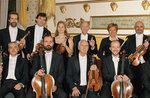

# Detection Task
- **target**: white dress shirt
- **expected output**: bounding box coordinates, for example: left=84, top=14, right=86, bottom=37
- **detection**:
left=109, top=36, right=119, bottom=41
left=112, top=55, right=120, bottom=75
left=79, top=54, right=87, bottom=86
left=135, top=34, right=145, bottom=64
left=45, top=51, right=52, bottom=74
left=6, top=55, right=17, bottom=80
left=33, top=25, right=44, bottom=52
left=81, top=33, right=88, bottom=41
left=9, top=26, right=18, bottom=42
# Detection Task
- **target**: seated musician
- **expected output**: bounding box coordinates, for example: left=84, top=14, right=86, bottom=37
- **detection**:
left=26, top=35, right=67, bottom=98
left=0, top=11, right=26, bottom=57
left=98, top=23, right=124, bottom=60
left=66, top=40, right=99, bottom=98
left=0, top=42, right=28, bottom=98
left=73, top=21, right=97, bottom=56
left=101, top=40, right=133, bottom=98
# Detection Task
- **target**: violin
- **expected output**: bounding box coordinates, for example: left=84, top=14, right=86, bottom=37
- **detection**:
left=85, top=55, right=100, bottom=98
left=111, top=50, right=133, bottom=98
left=128, top=37, right=150, bottom=66
left=31, top=43, right=54, bottom=98
left=16, top=31, right=30, bottom=51
left=55, top=34, right=70, bottom=54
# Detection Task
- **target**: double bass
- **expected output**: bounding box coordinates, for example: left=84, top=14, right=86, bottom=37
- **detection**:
left=31, top=43, right=54, bottom=98
left=111, top=51, right=133, bottom=98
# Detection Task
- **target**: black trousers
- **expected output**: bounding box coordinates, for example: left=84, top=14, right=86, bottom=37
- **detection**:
left=26, top=87, right=67, bottom=98
left=71, top=86, right=100, bottom=98
left=0, top=79, right=25, bottom=98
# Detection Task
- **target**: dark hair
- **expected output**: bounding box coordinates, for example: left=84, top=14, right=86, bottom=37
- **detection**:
left=107, top=23, right=118, bottom=32
left=36, top=13, right=47, bottom=21
left=8, top=11, right=19, bottom=20
left=43, top=34, right=53, bottom=41
left=55, top=21, right=68, bottom=37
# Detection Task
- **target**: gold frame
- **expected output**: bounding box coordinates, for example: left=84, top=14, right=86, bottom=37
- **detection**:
left=90, top=15, right=150, bottom=30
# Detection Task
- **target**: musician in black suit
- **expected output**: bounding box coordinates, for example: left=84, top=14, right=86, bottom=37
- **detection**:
left=26, top=35, right=67, bottom=98
left=142, top=61, right=150, bottom=98
left=98, top=23, right=124, bottom=60
left=73, top=21, right=97, bottom=56
left=0, top=42, right=28, bottom=98
left=123, top=21, right=150, bottom=98
left=66, top=40, right=99, bottom=98
left=0, top=11, right=26, bottom=56
left=25, top=13, right=51, bottom=61
left=101, top=40, right=133, bottom=98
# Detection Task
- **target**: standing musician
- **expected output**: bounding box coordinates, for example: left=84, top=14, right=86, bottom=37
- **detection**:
left=0, top=42, right=28, bottom=98
left=73, top=21, right=97, bottom=56
left=123, top=21, right=150, bottom=98
left=101, top=40, right=133, bottom=98
left=66, top=40, right=99, bottom=98
left=98, top=23, right=124, bottom=60
left=26, top=35, right=67, bottom=98
left=0, top=11, right=26, bottom=56
left=25, top=13, right=51, bottom=61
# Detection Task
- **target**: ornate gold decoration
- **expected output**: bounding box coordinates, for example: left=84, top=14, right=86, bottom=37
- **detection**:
left=65, top=18, right=85, bottom=28
left=110, top=2, right=118, bottom=12
left=142, top=0, right=150, bottom=10
left=83, top=4, right=90, bottom=13
left=60, top=6, right=66, bottom=14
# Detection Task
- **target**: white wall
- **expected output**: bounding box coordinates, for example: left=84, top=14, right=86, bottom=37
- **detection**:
left=47, top=0, right=150, bottom=36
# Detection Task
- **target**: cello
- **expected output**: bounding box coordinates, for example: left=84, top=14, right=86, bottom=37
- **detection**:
left=111, top=50, right=133, bottom=98
left=31, top=43, right=54, bottom=98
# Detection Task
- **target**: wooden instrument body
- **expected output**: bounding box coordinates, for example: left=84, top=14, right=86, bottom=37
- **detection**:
left=111, top=80, right=133, bottom=98
left=32, top=74, right=54, bottom=98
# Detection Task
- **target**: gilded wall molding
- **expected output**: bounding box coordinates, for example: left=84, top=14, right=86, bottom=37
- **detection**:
left=65, top=18, right=85, bottom=28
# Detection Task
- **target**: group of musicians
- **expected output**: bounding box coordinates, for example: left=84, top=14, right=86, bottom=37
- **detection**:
left=0, top=11, right=150, bottom=98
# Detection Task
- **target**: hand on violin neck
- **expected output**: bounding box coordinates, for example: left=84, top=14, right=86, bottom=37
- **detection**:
left=90, top=65, right=97, bottom=70
left=52, top=85, right=57, bottom=92
left=37, top=69, right=45, bottom=76
left=116, top=75, right=129, bottom=82
left=20, top=38, right=26, bottom=46
left=144, top=40, right=149, bottom=48
left=72, top=87, right=80, bottom=97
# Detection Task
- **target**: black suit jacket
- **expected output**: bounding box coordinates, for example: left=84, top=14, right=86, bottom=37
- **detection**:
left=25, top=25, right=51, bottom=54
left=73, top=34, right=97, bottom=56
left=0, top=28, right=25, bottom=54
left=124, top=34, right=150, bottom=61
left=31, top=51, right=65, bottom=88
left=98, top=37, right=124, bottom=60
left=66, top=54, right=93, bottom=92
left=101, top=55, right=133, bottom=85
left=1, top=55, right=28, bottom=86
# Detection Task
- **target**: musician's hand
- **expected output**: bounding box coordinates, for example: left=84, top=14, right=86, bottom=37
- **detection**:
left=68, top=38, right=73, bottom=46
left=72, top=87, right=80, bottom=97
left=14, top=83, right=22, bottom=90
left=144, top=40, right=149, bottom=48
left=90, top=65, right=97, bottom=70
left=20, top=38, right=26, bottom=46
left=37, top=69, right=45, bottom=76
left=27, top=53, right=31, bottom=61
left=52, top=85, right=57, bottom=92
left=62, top=40, right=67, bottom=47
left=89, top=37, right=95, bottom=48
left=0, top=66, right=3, bottom=74
left=116, top=75, right=123, bottom=82
left=123, top=75, right=129, bottom=81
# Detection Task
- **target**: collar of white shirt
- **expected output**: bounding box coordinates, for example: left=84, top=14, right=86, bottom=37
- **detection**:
left=9, top=55, right=18, bottom=60
left=109, top=36, right=119, bottom=41
left=9, top=26, right=17, bottom=31
left=136, top=33, right=143, bottom=38
left=112, top=55, right=120, bottom=62
left=81, top=33, right=88, bottom=40
left=79, top=53, right=87, bottom=60
left=45, top=51, right=52, bottom=55
left=35, top=24, right=44, bottom=30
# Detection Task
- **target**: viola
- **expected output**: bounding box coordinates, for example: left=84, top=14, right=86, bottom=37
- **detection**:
left=31, top=43, right=54, bottom=98
left=111, top=50, right=133, bottom=98
left=128, top=37, right=150, bottom=66
left=86, top=56, right=100, bottom=92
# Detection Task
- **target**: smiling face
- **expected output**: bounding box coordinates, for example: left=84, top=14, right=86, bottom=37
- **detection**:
left=43, top=36, right=54, bottom=51
left=80, top=21, right=90, bottom=35
left=8, top=42, right=19, bottom=56
left=78, top=40, right=89, bottom=55
left=109, top=26, right=117, bottom=38
left=8, top=14, right=18, bottom=27
left=57, top=23, right=66, bottom=34
left=36, top=16, right=46, bottom=27
left=134, top=21, right=144, bottom=34
left=110, top=40, right=121, bottom=56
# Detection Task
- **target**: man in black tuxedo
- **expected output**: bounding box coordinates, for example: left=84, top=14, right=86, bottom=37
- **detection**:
left=0, top=42, right=28, bottom=98
left=123, top=21, right=150, bottom=98
left=25, top=13, right=51, bottom=61
left=26, top=35, right=67, bottom=98
left=73, top=21, right=97, bottom=56
left=0, top=11, right=26, bottom=56
left=66, top=40, right=99, bottom=98
left=101, top=40, right=133, bottom=98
